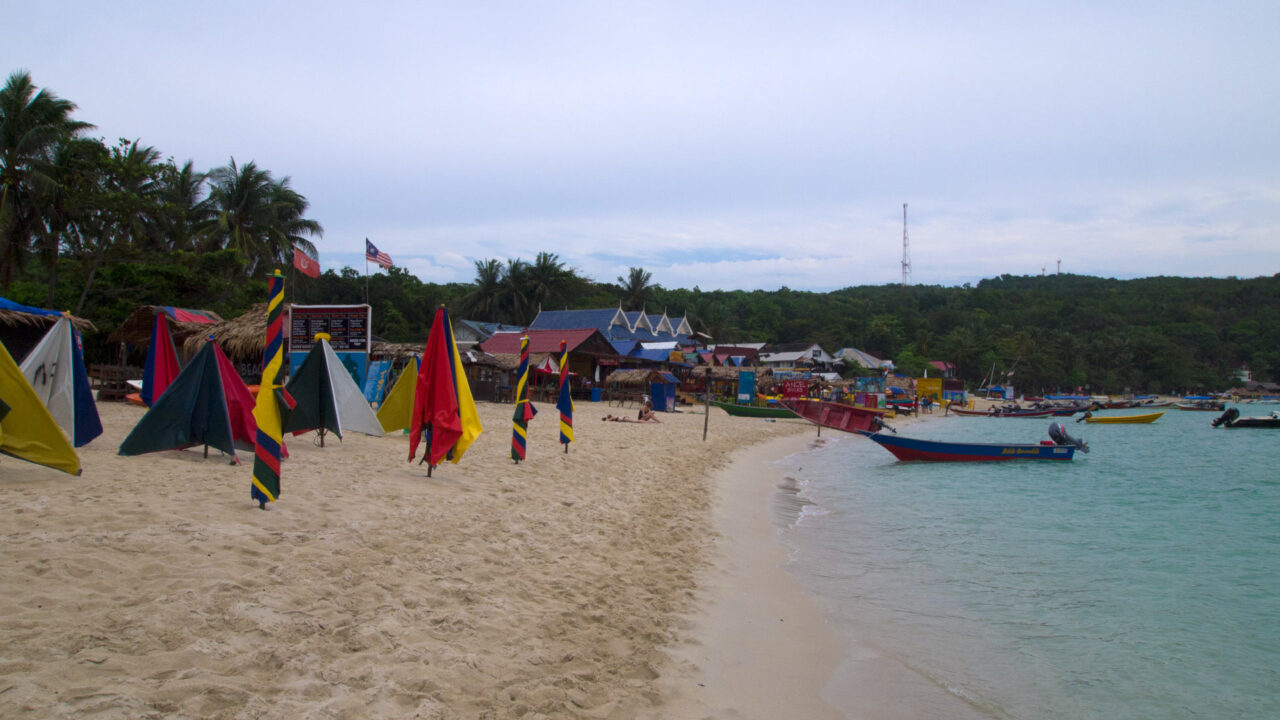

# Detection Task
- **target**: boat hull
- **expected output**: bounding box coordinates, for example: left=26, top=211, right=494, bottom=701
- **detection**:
left=1222, top=417, right=1280, bottom=428
left=711, top=400, right=796, bottom=419
left=858, top=431, right=1076, bottom=462
left=1083, top=411, right=1164, bottom=424
left=1176, top=402, right=1226, bottom=411
left=782, top=398, right=886, bottom=433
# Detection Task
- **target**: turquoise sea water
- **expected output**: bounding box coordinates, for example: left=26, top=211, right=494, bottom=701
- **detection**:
left=774, top=406, right=1280, bottom=719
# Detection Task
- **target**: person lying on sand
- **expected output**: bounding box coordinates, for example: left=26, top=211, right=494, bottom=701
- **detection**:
left=601, top=414, right=659, bottom=423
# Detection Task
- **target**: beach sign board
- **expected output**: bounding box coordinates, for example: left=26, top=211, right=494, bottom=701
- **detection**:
left=781, top=379, right=808, bottom=398
left=288, top=304, right=371, bottom=386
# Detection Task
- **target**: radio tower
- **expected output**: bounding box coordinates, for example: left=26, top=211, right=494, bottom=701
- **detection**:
left=901, top=203, right=912, bottom=285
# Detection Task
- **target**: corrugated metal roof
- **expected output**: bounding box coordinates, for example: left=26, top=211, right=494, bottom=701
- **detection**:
left=630, top=348, right=673, bottom=362
left=530, top=308, right=626, bottom=332
left=479, top=328, right=600, bottom=354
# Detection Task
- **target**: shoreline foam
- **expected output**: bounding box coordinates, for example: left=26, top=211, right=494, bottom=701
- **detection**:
left=649, top=430, right=845, bottom=719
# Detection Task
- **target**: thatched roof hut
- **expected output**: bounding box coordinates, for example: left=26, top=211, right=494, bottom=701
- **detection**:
left=603, top=368, right=667, bottom=387
left=0, top=304, right=93, bottom=333
left=0, top=299, right=96, bottom=362
left=108, top=305, right=222, bottom=350
left=704, top=365, right=769, bottom=381
left=183, top=302, right=274, bottom=362
left=370, top=341, right=422, bottom=363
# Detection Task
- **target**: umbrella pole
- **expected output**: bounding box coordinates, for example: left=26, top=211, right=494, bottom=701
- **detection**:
left=420, top=424, right=434, bottom=476
left=319, top=427, right=326, bottom=448
left=204, top=444, right=209, bottom=458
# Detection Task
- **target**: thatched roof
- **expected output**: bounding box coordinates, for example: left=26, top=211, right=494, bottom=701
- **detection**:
left=480, top=352, right=563, bottom=372
left=371, top=341, right=423, bottom=362
left=0, top=306, right=95, bottom=333
left=108, top=305, right=222, bottom=347
left=704, top=365, right=769, bottom=381
left=473, top=352, right=521, bottom=371
left=183, top=302, right=275, bottom=361
left=604, top=368, right=667, bottom=386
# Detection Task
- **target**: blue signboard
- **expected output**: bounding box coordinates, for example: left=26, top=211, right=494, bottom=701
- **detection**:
left=737, top=370, right=756, bottom=403
left=363, top=359, right=392, bottom=403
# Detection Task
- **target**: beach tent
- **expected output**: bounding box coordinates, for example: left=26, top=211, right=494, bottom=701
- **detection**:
left=18, top=317, right=103, bottom=447
left=0, top=340, right=81, bottom=475
left=283, top=338, right=383, bottom=440
left=119, top=341, right=257, bottom=461
left=376, top=356, right=418, bottom=433
left=141, top=313, right=181, bottom=406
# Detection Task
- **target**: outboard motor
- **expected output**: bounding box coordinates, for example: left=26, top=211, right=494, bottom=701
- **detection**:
left=1211, top=407, right=1239, bottom=428
left=871, top=415, right=897, bottom=434
left=1049, top=422, right=1089, bottom=453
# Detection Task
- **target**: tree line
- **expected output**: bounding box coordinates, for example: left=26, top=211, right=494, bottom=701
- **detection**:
left=4, top=70, right=1277, bottom=393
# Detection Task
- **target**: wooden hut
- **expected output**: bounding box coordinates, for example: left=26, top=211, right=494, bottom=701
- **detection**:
left=697, top=364, right=770, bottom=400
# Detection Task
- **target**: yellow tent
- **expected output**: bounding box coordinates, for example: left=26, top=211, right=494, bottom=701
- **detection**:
left=376, top=356, right=418, bottom=433
left=0, top=341, right=81, bottom=475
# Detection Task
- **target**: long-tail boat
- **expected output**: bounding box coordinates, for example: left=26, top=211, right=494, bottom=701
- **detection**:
left=781, top=398, right=887, bottom=433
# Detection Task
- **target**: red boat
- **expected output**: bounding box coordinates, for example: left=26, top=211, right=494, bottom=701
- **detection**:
left=782, top=398, right=887, bottom=433
left=948, top=406, right=1058, bottom=418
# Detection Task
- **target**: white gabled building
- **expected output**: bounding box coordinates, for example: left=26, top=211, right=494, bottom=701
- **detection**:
left=757, top=342, right=836, bottom=369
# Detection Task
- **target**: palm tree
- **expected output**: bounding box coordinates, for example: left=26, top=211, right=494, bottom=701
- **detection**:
left=157, top=159, right=211, bottom=251
left=525, top=251, right=568, bottom=312
left=68, top=139, right=167, bottom=313
left=498, top=258, right=531, bottom=324
left=463, top=258, right=504, bottom=320
left=0, top=70, right=93, bottom=289
left=203, top=158, right=321, bottom=273
left=617, top=266, right=654, bottom=311
left=263, top=179, right=321, bottom=266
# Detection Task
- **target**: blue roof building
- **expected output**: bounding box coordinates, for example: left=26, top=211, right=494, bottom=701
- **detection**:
left=529, top=306, right=696, bottom=344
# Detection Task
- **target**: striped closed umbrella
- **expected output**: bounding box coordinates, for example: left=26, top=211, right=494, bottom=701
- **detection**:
left=511, top=335, right=537, bottom=463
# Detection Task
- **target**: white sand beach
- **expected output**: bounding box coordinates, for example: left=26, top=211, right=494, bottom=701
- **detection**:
left=0, top=399, right=860, bottom=719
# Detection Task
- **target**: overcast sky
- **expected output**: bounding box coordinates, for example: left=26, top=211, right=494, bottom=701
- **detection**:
left=6, top=1, right=1279, bottom=290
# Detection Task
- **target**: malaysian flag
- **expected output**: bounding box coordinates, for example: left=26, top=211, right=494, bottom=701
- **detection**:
left=365, top=238, right=393, bottom=269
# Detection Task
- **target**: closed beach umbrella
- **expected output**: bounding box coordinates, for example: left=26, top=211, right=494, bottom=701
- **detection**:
left=408, top=306, right=482, bottom=472
left=0, top=340, right=81, bottom=475
left=251, top=270, right=292, bottom=508
left=19, top=316, right=102, bottom=447
left=511, top=335, right=537, bottom=463
left=557, top=340, right=573, bottom=452
left=376, top=355, right=417, bottom=433
left=141, top=313, right=180, bottom=407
